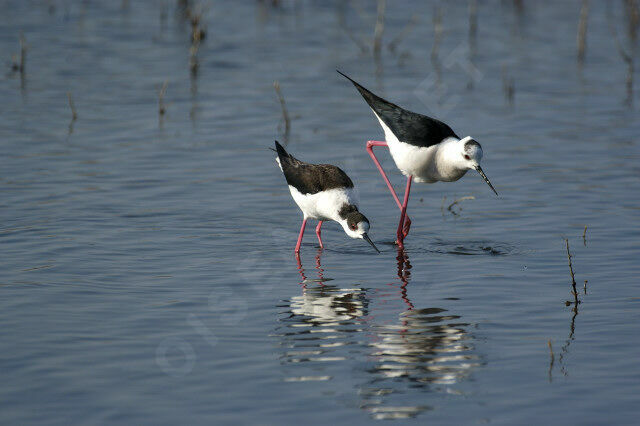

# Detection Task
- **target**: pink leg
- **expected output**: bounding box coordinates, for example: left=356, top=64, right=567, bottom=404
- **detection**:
left=315, top=221, right=324, bottom=249
left=366, top=140, right=411, bottom=237
left=295, top=218, right=307, bottom=253
left=396, top=176, right=412, bottom=248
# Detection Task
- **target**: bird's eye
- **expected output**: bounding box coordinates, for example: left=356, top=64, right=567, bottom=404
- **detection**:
left=350, top=223, right=358, bottom=231
left=464, top=154, right=471, bottom=160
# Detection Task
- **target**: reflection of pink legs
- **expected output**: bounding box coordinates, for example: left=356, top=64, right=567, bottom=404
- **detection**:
left=315, top=221, right=324, bottom=248
left=295, top=252, right=306, bottom=283
left=396, top=246, right=414, bottom=311
left=294, top=218, right=307, bottom=253
left=396, top=176, right=412, bottom=248
left=366, top=140, right=412, bottom=237
left=296, top=249, right=325, bottom=287
left=314, top=249, right=326, bottom=284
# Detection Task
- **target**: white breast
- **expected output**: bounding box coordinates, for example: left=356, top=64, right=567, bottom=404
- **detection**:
left=289, top=186, right=358, bottom=221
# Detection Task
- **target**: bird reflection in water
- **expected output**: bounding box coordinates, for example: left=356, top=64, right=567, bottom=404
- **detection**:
left=273, top=250, right=368, bottom=382
left=358, top=249, right=480, bottom=419
left=295, top=251, right=334, bottom=286
left=290, top=250, right=367, bottom=324
left=274, top=249, right=479, bottom=419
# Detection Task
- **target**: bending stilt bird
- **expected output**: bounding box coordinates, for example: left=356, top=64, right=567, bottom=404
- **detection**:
left=273, top=141, right=380, bottom=253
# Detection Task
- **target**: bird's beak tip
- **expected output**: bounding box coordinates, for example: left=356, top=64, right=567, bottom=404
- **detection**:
left=475, top=166, right=498, bottom=197
left=363, top=233, right=381, bottom=253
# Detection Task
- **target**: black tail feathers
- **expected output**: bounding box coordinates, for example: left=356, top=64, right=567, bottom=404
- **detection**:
left=274, top=140, right=288, bottom=158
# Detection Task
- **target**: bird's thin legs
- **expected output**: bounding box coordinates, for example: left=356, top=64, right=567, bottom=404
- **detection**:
left=295, top=218, right=307, bottom=253
left=396, top=176, right=412, bottom=248
left=366, top=140, right=411, bottom=237
left=315, top=221, right=324, bottom=249
left=366, top=141, right=403, bottom=208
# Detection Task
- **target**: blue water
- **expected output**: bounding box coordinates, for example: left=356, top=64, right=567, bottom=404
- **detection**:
left=2, top=0, right=640, bottom=424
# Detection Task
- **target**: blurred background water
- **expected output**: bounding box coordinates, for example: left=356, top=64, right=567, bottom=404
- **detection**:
left=1, top=0, right=640, bottom=424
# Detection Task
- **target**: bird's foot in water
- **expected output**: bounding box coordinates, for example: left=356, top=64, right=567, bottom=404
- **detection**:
left=402, top=217, right=411, bottom=238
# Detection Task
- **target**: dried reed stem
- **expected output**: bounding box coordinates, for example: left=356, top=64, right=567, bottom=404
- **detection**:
left=19, top=33, right=26, bottom=74
left=158, top=81, right=168, bottom=116
left=388, top=14, right=418, bottom=53
left=189, top=43, right=199, bottom=77
left=502, top=64, right=515, bottom=104
left=431, top=6, right=443, bottom=66
left=190, top=12, right=205, bottom=44
left=273, top=81, right=290, bottom=145
left=11, top=32, right=27, bottom=74
left=625, top=0, right=639, bottom=42
left=577, top=0, right=589, bottom=65
left=373, top=0, right=386, bottom=57
left=447, top=196, right=475, bottom=214
left=547, top=340, right=555, bottom=381
left=337, top=4, right=368, bottom=54
left=565, top=239, right=579, bottom=307
left=67, top=92, right=78, bottom=121
left=608, top=9, right=634, bottom=105
left=469, top=0, right=478, bottom=57
left=345, top=28, right=369, bottom=54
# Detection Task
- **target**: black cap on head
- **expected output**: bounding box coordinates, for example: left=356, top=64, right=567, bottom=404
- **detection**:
left=464, top=139, right=481, bottom=152
left=346, top=212, right=369, bottom=231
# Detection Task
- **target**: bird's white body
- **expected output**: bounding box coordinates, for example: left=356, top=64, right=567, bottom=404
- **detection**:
left=289, top=186, right=358, bottom=222
left=277, top=156, right=359, bottom=221
left=374, top=113, right=469, bottom=183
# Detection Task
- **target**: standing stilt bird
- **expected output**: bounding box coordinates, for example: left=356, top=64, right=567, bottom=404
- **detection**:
left=338, top=70, right=498, bottom=248
left=273, top=141, right=380, bottom=253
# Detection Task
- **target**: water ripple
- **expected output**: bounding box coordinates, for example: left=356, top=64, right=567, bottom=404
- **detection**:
left=274, top=250, right=480, bottom=420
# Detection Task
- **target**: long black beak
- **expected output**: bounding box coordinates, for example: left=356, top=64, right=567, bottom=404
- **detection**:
left=475, top=166, right=498, bottom=196
left=363, top=233, right=381, bottom=253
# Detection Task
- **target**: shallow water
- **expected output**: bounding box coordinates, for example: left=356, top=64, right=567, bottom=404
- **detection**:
left=1, top=0, right=640, bottom=424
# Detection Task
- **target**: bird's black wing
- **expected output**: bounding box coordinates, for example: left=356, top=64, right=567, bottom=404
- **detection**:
left=274, top=141, right=354, bottom=195
left=337, top=70, right=458, bottom=147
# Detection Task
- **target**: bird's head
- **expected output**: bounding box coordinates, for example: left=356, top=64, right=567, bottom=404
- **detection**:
left=457, top=136, right=498, bottom=196
left=339, top=211, right=380, bottom=253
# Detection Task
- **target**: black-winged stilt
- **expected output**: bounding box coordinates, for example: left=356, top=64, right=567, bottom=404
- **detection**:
left=338, top=71, right=498, bottom=248
left=274, top=141, right=380, bottom=254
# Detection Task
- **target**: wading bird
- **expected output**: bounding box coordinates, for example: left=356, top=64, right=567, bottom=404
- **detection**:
left=338, top=71, right=498, bottom=248
left=274, top=141, right=380, bottom=253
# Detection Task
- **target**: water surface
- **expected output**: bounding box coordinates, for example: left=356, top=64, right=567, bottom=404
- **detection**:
left=1, top=1, right=640, bottom=424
